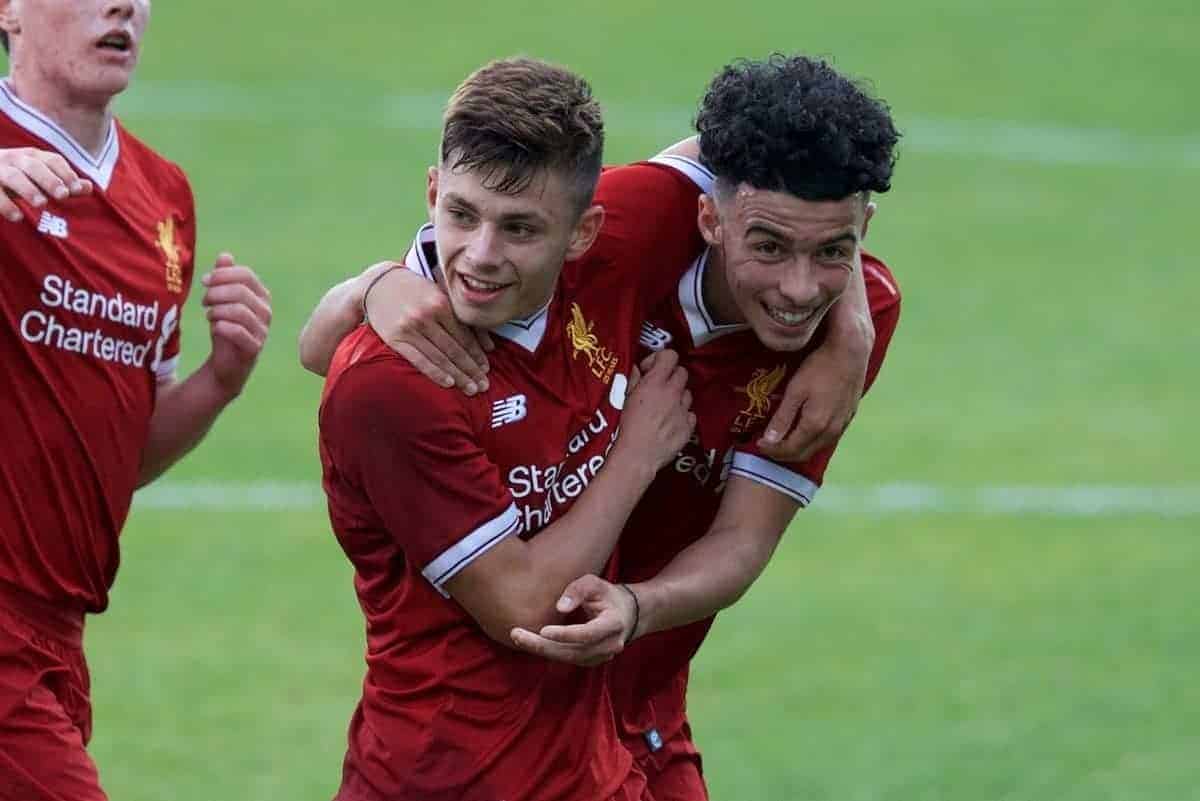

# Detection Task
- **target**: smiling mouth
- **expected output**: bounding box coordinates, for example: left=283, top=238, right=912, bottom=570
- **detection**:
left=96, top=32, right=132, bottom=52
left=763, top=303, right=816, bottom=327
left=459, top=274, right=512, bottom=294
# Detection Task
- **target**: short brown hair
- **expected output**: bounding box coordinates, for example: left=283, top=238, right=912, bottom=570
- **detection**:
left=440, top=57, right=604, bottom=215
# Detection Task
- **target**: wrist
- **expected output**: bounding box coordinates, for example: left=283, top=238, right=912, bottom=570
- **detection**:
left=199, top=357, right=247, bottom=405
left=360, top=262, right=402, bottom=323
left=617, top=583, right=641, bottom=645
left=605, top=444, right=659, bottom=493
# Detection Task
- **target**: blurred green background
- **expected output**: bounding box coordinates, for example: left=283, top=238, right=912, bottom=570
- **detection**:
left=11, top=0, right=1199, bottom=798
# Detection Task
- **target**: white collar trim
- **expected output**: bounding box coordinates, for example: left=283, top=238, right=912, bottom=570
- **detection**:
left=401, top=223, right=550, bottom=354
left=0, top=79, right=120, bottom=190
left=677, top=248, right=749, bottom=347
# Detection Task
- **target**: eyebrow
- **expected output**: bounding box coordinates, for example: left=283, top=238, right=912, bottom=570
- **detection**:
left=817, top=232, right=859, bottom=248
left=443, top=192, right=548, bottom=225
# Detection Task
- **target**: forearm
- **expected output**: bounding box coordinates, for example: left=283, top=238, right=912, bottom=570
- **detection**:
left=455, top=449, right=659, bottom=641
left=138, top=361, right=237, bottom=486
left=631, top=523, right=780, bottom=637
left=298, top=263, right=393, bottom=376
left=628, top=478, right=798, bottom=637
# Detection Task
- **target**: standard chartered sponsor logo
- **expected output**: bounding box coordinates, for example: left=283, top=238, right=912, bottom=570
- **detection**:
left=19, top=273, right=173, bottom=370
left=507, top=407, right=620, bottom=533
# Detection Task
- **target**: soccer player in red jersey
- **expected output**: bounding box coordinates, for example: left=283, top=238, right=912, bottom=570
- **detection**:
left=319, top=58, right=707, bottom=801
left=0, top=3, right=272, bottom=799
left=304, top=54, right=901, bottom=801
left=506, top=55, right=903, bottom=800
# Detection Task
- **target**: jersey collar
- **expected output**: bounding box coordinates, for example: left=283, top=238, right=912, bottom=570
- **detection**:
left=402, top=223, right=550, bottom=353
left=677, top=247, right=749, bottom=347
left=0, top=79, right=120, bottom=191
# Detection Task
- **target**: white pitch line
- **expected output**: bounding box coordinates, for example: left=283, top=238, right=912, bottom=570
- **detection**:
left=115, top=81, right=1200, bottom=171
left=133, top=481, right=1200, bottom=517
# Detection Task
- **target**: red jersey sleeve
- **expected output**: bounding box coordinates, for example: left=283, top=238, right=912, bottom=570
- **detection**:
left=321, top=352, right=520, bottom=595
left=730, top=254, right=903, bottom=504
left=592, top=158, right=711, bottom=315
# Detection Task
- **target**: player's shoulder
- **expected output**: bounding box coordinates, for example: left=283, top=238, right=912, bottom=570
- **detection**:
left=115, top=120, right=193, bottom=196
left=322, top=327, right=475, bottom=429
left=861, top=250, right=902, bottom=311
left=595, top=155, right=713, bottom=207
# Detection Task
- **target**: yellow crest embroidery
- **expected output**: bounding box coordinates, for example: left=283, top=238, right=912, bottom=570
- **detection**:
left=732, top=364, right=788, bottom=433
left=566, top=302, right=619, bottom=384
left=156, top=218, right=184, bottom=294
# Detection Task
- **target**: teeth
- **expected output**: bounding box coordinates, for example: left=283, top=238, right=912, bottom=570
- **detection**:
left=461, top=275, right=505, bottom=292
left=765, top=306, right=812, bottom=326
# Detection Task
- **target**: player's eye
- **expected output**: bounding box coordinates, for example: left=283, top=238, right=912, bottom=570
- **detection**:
left=446, top=207, right=476, bottom=226
left=506, top=223, right=536, bottom=239
left=817, top=244, right=851, bottom=261
left=753, top=240, right=783, bottom=258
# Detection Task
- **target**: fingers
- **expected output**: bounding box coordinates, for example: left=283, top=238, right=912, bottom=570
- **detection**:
left=201, top=281, right=273, bottom=326
left=0, top=166, right=47, bottom=217
left=474, top=328, right=496, bottom=353
left=0, top=149, right=92, bottom=222
left=395, top=342, right=455, bottom=388
left=210, top=319, right=267, bottom=356
left=509, top=626, right=623, bottom=666
left=412, top=319, right=488, bottom=394
left=202, top=263, right=271, bottom=303
left=538, top=612, right=624, bottom=646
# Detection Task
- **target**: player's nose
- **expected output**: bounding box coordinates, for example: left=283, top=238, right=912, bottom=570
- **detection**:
left=464, top=226, right=503, bottom=270
left=777, top=259, right=821, bottom=306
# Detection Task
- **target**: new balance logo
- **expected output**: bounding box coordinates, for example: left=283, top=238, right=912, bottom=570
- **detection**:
left=639, top=321, right=672, bottom=351
left=36, top=211, right=68, bottom=239
left=491, top=394, right=528, bottom=428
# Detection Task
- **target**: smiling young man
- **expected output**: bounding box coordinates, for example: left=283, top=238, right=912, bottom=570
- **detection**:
left=0, top=2, right=272, bottom=799
left=318, top=57, right=710, bottom=801
left=509, top=55, right=902, bottom=799
left=307, top=54, right=902, bottom=800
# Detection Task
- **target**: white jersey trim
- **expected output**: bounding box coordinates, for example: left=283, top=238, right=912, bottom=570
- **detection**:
left=0, top=79, right=120, bottom=191
left=422, top=502, right=522, bottom=597
left=154, top=355, right=180, bottom=383
left=401, top=222, right=550, bottom=353
left=864, top=260, right=900, bottom=298
left=649, top=154, right=715, bottom=194
left=677, top=248, right=748, bottom=347
left=729, top=451, right=818, bottom=507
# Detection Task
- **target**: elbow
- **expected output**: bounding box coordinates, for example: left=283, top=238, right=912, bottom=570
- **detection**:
left=474, top=593, right=564, bottom=649
left=297, top=328, right=329, bottom=377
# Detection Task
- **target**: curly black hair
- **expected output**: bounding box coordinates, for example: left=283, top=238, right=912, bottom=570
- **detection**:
left=697, top=54, right=899, bottom=201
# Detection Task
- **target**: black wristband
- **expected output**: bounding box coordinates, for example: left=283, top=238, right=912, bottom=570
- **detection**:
left=618, top=583, right=640, bottom=647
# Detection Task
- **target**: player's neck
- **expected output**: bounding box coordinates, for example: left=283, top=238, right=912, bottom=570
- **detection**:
left=702, top=247, right=745, bottom=326
left=7, top=72, right=115, bottom=158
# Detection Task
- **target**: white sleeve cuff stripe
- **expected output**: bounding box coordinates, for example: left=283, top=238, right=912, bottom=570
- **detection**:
left=154, top=355, right=180, bottom=382
left=422, top=503, right=521, bottom=596
left=649, top=155, right=715, bottom=193
left=730, top=452, right=818, bottom=506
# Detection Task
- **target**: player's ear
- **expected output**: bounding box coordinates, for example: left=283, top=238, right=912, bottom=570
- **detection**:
left=564, top=204, right=604, bottom=260
left=861, top=196, right=876, bottom=241
left=697, top=193, right=723, bottom=247
left=425, top=166, right=439, bottom=222
left=0, top=0, right=21, bottom=38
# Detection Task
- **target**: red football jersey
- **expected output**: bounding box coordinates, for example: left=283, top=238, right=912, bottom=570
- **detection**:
left=612, top=250, right=902, bottom=756
left=0, top=82, right=195, bottom=613
left=318, top=160, right=709, bottom=801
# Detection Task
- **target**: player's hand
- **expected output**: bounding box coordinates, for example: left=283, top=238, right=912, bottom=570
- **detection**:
left=758, top=330, right=870, bottom=462
left=510, top=574, right=638, bottom=666
left=614, top=350, right=695, bottom=473
left=0, top=147, right=93, bottom=222
left=202, top=253, right=272, bottom=399
left=364, top=266, right=493, bottom=396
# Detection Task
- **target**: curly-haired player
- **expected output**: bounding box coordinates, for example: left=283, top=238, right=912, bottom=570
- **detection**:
left=510, top=53, right=903, bottom=800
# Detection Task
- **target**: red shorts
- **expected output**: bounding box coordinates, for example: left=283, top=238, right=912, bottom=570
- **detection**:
left=0, top=581, right=105, bottom=801
left=629, top=722, right=707, bottom=801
